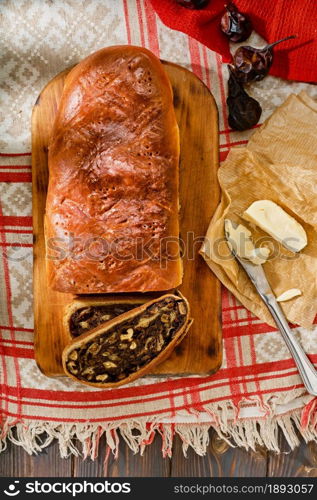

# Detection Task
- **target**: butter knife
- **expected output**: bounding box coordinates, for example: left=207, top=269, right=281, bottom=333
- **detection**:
left=225, top=222, right=317, bottom=396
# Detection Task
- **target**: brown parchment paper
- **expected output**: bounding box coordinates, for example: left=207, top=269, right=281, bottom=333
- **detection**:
left=200, top=91, right=317, bottom=328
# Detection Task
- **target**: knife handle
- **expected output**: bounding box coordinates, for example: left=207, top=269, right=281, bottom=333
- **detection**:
left=263, top=293, right=317, bottom=396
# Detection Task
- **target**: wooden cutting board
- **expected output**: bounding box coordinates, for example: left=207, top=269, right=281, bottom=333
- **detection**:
left=32, top=60, right=222, bottom=378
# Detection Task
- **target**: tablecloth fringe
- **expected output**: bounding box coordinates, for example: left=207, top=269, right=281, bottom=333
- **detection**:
left=1, top=397, right=317, bottom=459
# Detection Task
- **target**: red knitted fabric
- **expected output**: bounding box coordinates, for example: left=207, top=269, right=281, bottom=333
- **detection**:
left=150, top=0, right=317, bottom=83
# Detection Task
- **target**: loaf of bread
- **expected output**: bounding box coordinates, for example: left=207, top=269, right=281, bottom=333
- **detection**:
left=62, top=294, right=192, bottom=388
left=46, top=46, right=182, bottom=293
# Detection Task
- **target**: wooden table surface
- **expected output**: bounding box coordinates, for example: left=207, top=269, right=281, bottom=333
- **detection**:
left=1, top=431, right=317, bottom=477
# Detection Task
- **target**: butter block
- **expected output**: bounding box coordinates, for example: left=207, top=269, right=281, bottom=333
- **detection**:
left=243, top=200, right=307, bottom=253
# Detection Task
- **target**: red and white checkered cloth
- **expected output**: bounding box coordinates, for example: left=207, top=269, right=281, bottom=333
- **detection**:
left=1, top=0, right=317, bottom=458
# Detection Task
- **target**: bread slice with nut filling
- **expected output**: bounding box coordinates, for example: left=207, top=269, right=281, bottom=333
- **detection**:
left=62, top=293, right=192, bottom=388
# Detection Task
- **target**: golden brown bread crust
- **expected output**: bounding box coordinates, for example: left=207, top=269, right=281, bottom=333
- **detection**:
left=46, top=45, right=182, bottom=293
left=62, top=294, right=192, bottom=388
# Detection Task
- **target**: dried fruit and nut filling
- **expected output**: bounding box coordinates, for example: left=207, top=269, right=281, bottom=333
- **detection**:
left=70, top=304, right=141, bottom=337
left=66, top=297, right=188, bottom=383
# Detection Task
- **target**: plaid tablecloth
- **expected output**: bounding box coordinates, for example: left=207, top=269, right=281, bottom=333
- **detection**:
left=1, top=0, right=317, bottom=459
